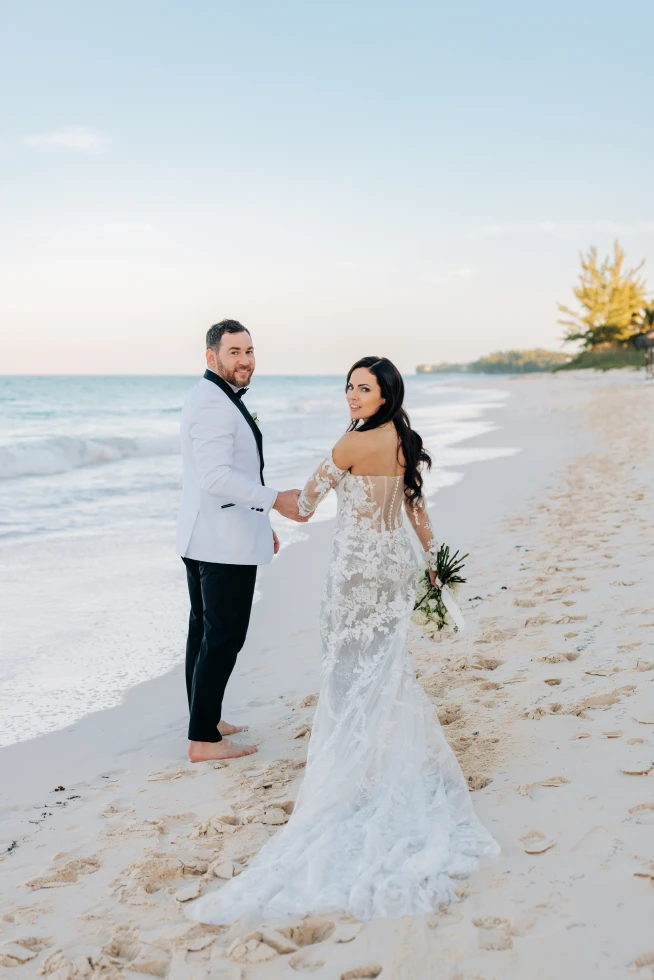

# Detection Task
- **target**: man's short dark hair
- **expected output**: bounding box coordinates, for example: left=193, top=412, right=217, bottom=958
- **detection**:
left=206, top=319, right=252, bottom=350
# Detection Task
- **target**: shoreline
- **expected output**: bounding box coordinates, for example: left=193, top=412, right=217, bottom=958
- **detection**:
left=0, top=372, right=530, bottom=752
left=0, top=372, right=581, bottom=797
left=0, top=372, right=516, bottom=749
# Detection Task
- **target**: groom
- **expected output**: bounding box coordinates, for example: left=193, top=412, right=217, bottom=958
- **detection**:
left=177, top=319, right=308, bottom=762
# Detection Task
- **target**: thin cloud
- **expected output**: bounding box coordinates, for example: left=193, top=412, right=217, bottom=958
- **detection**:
left=540, top=219, right=654, bottom=238
left=24, top=126, right=108, bottom=153
left=468, top=223, right=509, bottom=240
left=424, top=267, right=472, bottom=285
left=22, top=221, right=155, bottom=244
left=470, top=220, right=654, bottom=240
left=98, top=221, right=154, bottom=236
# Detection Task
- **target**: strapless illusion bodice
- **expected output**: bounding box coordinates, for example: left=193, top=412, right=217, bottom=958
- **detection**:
left=335, top=471, right=406, bottom=533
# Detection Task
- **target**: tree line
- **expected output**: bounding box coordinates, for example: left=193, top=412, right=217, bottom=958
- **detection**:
left=416, top=349, right=569, bottom=375
left=417, top=241, right=653, bottom=375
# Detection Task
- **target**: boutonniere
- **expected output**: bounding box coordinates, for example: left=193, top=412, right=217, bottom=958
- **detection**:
left=250, top=411, right=260, bottom=428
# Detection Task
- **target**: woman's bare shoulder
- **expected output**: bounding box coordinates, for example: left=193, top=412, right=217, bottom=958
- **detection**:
left=332, top=429, right=375, bottom=469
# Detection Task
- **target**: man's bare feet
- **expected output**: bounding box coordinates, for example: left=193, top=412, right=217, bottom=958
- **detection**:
left=217, top=720, right=247, bottom=736
left=188, top=738, right=257, bottom=763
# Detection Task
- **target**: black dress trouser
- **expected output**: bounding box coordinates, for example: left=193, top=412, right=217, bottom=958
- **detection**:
left=182, top=557, right=257, bottom=742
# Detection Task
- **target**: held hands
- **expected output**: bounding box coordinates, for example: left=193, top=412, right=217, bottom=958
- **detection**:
left=273, top=489, right=310, bottom=523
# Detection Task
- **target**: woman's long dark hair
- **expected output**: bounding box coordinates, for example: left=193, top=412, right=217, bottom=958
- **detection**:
left=346, top=356, right=431, bottom=503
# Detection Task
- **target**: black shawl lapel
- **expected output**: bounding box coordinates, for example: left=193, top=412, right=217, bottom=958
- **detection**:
left=202, top=370, right=265, bottom=485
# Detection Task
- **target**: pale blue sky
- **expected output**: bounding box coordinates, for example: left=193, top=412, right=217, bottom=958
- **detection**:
left=2, top=0, right=653, bottom=373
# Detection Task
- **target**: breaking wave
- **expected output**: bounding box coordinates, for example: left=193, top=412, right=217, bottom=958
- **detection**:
left=0, top=434, right=180, bottom=480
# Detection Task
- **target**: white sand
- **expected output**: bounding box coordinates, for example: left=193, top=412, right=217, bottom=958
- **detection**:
left=1, top=370, right=653, bottom=979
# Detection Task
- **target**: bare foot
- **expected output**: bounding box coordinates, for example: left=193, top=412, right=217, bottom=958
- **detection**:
left=188, top=738, right=258, bottom=763
left=218, top=720, right=247, bottom=736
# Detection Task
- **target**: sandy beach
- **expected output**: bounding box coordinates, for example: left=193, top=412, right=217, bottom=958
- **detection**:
left=1, top=369, right=653, bottom=979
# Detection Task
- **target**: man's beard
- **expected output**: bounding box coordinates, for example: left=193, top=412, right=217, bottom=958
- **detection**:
left=216, top=358, right=254, bottom=387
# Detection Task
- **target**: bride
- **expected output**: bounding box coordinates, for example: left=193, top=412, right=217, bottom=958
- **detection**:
left=189, top=356, right=499, bottom=924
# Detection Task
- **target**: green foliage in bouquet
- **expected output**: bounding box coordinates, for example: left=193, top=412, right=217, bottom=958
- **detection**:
left=412, top=545, right=468, bottom=635
left=434, top=544, right=468, bottom=587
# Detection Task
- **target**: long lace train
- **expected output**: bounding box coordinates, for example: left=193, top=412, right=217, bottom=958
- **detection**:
left=188, top=459, right=499, bottom=925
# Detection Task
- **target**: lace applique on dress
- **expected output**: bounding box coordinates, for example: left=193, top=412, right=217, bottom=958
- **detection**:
left=405, top=494, right=440, bottom=570
left=298, top=455, right=347, bottom=518
left=188, top=457, right=499, bottom=926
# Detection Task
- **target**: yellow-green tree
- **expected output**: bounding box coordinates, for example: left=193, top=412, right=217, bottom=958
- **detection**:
left=559, top=241, right=648, bottom=348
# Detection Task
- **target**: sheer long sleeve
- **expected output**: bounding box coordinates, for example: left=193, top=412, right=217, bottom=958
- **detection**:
left=298, top=455, right=348, bottom=518
left=404, top=493, right=439, bottom=569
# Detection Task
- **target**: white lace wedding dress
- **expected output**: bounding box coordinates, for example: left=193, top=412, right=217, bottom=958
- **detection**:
left=189, top=457, right=499, bottom=925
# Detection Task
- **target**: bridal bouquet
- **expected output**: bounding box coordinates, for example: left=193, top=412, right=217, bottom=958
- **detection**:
left=412, top=544, right=468, bottom=635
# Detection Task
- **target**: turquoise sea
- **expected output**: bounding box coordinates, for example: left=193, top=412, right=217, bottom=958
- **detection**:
left=0, top=373, right=515, bottom=746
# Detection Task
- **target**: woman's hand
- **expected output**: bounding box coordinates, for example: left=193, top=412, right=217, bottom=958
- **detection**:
left=429, top=569, right=441, bottom=589
left=273, top=530, right=280, bottom=556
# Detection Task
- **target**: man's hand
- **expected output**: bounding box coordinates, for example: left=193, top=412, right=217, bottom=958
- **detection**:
left=272, top=530, right=280, bottom=555
left=273, top=489, right=309, bottom=523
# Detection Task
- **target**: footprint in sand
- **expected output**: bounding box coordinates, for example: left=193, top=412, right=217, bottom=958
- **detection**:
left=26, top=854, right=101, bottom=890
left=468, top=774, right=493, bottom=791
left=633, top=858, right=654, bottom=886
left=583, top=687, right=635, bottom=710
left=438, top=705, right=464, bottom=725
left=41, top=932, right=171, bottom=978
left=147, top=767, right=199, bottom=782
left=621, top=757, right=654, bottom=775
left=231, top=919, right=337, bottom=969
left=472, top=657, right=505, bottom=671
left=524, top=705, right=555, bottom=720
left=229, top=939, right=278, bottom=964
left=473, top=916, right=515, bottom=951
left=517, top=775, right=570, bottom=798
left=629, top=951, right=654, bottom=976
left=341, top=967, right=383, bottom=980
left=280, top=918, right=335, bottom=947
left=628, top=802, right=654, bottom=826
left=475, top=629, right=517, bottom=645
left=0, top=938, right=52, bottom=968
left=290, top=950, right=326, bottom=972
left=520, top=830, right=555, bottom=854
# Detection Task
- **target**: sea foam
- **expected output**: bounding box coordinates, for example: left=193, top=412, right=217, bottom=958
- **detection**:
left=0, top=434, right=180, bottom=480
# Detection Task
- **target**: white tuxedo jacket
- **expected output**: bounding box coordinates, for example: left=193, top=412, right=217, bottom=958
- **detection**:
left=176, top=374, right=278, bottom=565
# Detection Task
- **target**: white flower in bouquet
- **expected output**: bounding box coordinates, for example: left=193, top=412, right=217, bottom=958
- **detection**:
left=412, top=544, right=468, bottom=635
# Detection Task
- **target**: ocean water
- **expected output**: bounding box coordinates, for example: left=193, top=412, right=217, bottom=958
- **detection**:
left=0, top=374, right=515, bottom=746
